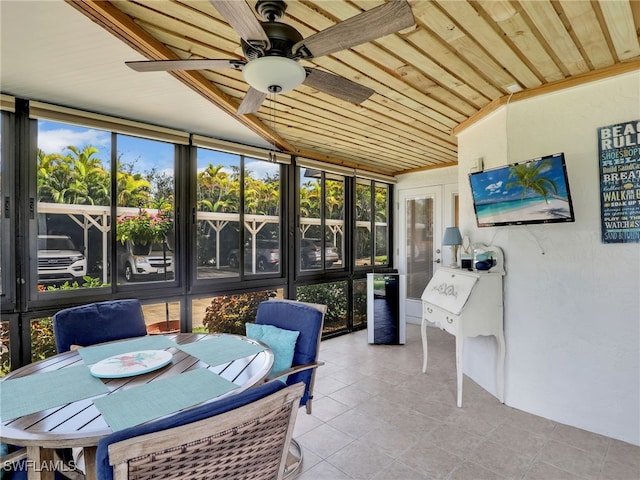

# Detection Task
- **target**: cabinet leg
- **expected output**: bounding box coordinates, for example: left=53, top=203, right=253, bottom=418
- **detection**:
left=456, top=335, right=463, bottom=407
left=497, top=332, right=505, bottom=403
left=421, top=318, right=428, bottom=373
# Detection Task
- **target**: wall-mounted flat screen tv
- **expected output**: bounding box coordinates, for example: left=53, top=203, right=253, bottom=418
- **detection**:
left=469, top=152, right=575, bottom=227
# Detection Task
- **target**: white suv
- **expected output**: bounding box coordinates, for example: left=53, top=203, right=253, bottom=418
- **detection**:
left=37, top=235, right=87, bottom=285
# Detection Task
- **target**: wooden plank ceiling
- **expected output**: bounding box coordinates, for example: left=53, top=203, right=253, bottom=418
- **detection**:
left=68, top=0, right=640, bottom=176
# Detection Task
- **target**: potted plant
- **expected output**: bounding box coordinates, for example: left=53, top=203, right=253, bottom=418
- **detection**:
left=116, top=209, right=173, bottom=252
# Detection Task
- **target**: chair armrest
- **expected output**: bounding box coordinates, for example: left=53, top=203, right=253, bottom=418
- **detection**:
left=267, top=360, right=324, bottom=382
left=1, top=448, right=26, bottom=470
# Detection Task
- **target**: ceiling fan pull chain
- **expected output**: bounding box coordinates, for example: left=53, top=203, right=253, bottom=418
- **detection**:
left=269, top=93, right=277, bottom=163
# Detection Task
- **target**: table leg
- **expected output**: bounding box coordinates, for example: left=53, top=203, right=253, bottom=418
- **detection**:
left=26, top=446, right=55, bottom=480
left=456, top=334, right=463, bottom=408
left=421, top=316, right=428, bottom=373
left=83, top=446, right=98, bottom=480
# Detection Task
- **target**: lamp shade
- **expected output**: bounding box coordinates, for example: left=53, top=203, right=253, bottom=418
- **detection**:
left=243, top=56, right=306, bottom=94
left=442, top=227, right=462, bottom=246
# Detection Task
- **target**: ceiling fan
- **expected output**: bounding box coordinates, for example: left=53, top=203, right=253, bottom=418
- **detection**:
left=125, top=0, right=415, bottom=115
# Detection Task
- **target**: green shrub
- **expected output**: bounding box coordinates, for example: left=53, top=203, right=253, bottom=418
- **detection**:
left=296, top=281, right=347, bottom=333
left=202, top=290, right=276, bottom=334
left=30, top=318, right=57, bottom=362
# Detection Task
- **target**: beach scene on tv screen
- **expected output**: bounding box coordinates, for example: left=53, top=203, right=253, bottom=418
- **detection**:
left=470, top=155, right=573, bottom=226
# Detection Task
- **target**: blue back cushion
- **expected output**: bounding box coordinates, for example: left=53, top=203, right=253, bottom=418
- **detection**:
left=95, top=381, right=285, bottom=480
left=255, top=301, right=323, bottom=406
left=52, top=299, right=148, bottom=353
left=245, top=323, right=299, bottom=378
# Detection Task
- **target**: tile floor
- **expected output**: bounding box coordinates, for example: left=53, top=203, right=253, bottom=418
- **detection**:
left=293, top=324, right=640, bottom=480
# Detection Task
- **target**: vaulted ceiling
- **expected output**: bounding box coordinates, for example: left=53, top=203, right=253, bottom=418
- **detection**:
left=4, top=1, right=640, bottom=176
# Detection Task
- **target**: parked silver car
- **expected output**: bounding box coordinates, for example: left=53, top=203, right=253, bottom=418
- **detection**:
left=300, top=238, right=340, bottom=268
left=117, top=241, right=174, bottom=282
left=228, top=240, right=280, bottom=272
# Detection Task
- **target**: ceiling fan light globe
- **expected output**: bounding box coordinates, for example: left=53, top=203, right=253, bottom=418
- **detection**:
left=243, top=56, right=305, bottom=94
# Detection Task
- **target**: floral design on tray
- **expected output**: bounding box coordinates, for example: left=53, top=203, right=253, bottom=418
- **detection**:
left=90, top=350, right=172, bottom=378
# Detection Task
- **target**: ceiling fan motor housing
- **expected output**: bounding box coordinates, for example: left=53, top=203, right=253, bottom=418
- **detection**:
left=241, top=21, right=303, bottom=60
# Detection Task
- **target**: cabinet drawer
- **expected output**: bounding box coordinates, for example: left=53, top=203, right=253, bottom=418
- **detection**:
left=423, top=303, right=458, bottom=335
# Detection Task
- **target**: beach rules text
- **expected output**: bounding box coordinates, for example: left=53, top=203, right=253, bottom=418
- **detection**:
left=598, top=119, right=640, bottom=243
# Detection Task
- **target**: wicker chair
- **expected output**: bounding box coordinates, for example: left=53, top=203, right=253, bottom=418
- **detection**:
left=255, top=299, right=327, bottom=478
left=97, top=381, right=304, bottom=480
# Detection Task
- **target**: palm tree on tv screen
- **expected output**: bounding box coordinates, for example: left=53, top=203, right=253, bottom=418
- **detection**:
left=505, top=159, right=558, bottom=204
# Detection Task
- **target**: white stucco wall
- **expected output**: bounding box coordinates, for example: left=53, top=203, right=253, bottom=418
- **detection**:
left=454, top=71, right=640, bottom=445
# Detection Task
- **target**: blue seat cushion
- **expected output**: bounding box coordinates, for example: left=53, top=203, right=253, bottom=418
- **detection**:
left=53, top=299, right=148, bottom=353
left=96, top=381, right=285, bottom=480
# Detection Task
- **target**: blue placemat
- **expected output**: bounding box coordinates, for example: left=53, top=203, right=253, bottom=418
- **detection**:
left=0, top=365, right=109, bottom=421
left=176, top=336, right=266, bottom=367
left=93, top=369, right=239, bottom=431
left=79, top=336, right=176, bottom=365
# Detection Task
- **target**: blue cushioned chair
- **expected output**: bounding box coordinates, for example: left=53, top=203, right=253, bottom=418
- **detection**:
left=96, top=381, right=304, bottom=480
left=254, top=299, right=326, bottom=478
left=52, top=299, right=148, bottom=353
left=255, top=299, right=326, bottom=414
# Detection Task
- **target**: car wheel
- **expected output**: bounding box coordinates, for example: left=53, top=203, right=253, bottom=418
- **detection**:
left=257, top=257, right=267, bottom=272
left=124, top=263, right=135, bottom=282
left=228, top=254, right=239, bottom=269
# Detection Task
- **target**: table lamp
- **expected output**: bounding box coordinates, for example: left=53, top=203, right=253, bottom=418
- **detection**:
left=442, top=227, right=462, bottom=268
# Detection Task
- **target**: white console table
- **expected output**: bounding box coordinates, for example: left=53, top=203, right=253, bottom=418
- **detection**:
left=421, top=247, right=505, bottom=407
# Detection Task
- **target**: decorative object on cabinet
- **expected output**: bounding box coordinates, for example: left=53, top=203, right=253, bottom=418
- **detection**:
left=460, top=235, right=473, bottom=270
left=472, top=244, right=504, bottom=273
left=442, top=227, right=462, bottom=268
left=421, top=244, right=505, bottom=407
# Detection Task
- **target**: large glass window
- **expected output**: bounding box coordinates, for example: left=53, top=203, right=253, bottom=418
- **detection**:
left=196, top=148, right=241, bottom=279
left=115, top=134, right=175, bottom=284
left=355, top=179, right=372, bottom=267
left=0, top=112, right=4, bottom=297
left=352, top=278, right=368, bottom=330
left=0, top=319, right=9, bottom=376
left=355, top=179, right=391, bottom=268
left=243, top=157, right=280, bottom=275
left=30, top=317, right=57, bottom=363
left=195, top=289, right=282, bottom=334
left=36, top=120, right=111, bottom=291
left=142, top=301, right=180, bottom=334
left=374, top=182, right=390, bottom=266
left=325, top=176, right=345, bottom=270
left=298, top=167, right=345, bottom=272
left=297, top=280, right=348, bottom=334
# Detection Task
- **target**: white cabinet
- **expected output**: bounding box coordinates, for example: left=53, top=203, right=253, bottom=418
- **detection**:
left=421, top=255, right=505, bottom=407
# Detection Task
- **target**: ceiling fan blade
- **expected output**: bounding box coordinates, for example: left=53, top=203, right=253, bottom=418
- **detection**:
left=210, top=0, right=270, bottom=50
left=237, top=87, right=267, bottom=115
left=293, top=0, right=414, bottom=59
left=304, top=68, right=374, bottom=105
left=126, top=59, right=244, bottom=72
